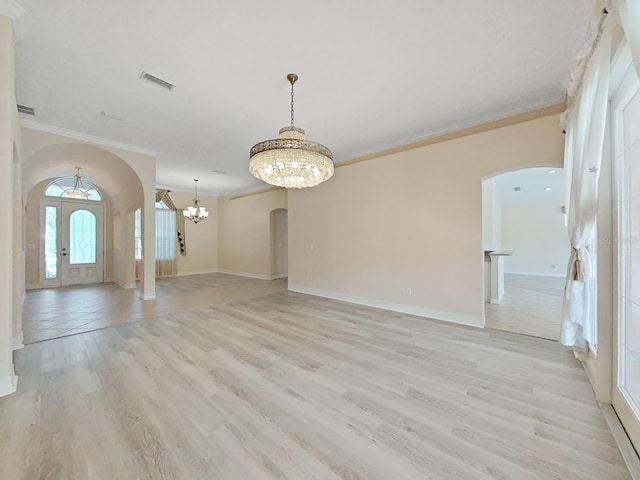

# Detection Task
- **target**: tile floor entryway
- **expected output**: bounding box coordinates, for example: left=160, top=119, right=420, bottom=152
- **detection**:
left=22, top=273, right=288, bottom=344
left=484, top=273, right=565, bottom=340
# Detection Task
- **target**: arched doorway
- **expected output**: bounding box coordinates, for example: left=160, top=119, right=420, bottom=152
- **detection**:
left=482, top=166, right=568, bottom=340
left=270, top=208, right=288, bottom=279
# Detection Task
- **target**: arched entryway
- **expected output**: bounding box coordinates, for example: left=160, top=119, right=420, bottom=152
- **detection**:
left=482, top=166, right=568, bottom=340
left=270, top=208, right=288, bottom=279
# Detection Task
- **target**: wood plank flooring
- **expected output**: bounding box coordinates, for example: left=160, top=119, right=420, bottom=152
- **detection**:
left=485, top=274, right=565, bottom=340
left=2, top=288, right=632, bottom=479
left=22, top=274, right=288, bottom=343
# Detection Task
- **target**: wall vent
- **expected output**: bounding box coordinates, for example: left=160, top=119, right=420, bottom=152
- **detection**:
left=17, top=104, right=35, bottom=115
left=213, top=170, right=228, bottom=175
left=139, top=71, right=175, bottom=91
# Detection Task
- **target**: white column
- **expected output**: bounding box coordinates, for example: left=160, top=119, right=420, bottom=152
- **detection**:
left=141, top=186, right=156, bottom=300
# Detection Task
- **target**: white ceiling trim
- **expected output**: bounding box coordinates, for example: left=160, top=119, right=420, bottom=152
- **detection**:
left=0, top=0, right=25, bottom=38
left=20, top=118, right=157, bottom=158
left=339, top=97, right=565, bottom=163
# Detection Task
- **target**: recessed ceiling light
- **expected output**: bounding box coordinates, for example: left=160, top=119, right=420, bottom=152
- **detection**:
left=548, top=169, right=557, bottom=174
left=544, top=187, right=552, bottom=191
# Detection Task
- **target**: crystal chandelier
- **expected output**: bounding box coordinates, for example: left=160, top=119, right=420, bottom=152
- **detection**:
left=249, top=73, right=334, bottom=189
left=64, top=167, right=90, bottom=199
left=183, top=179, right=208, bottom=223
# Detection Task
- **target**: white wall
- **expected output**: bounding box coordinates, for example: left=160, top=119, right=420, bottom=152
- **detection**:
left=502, top=202, right=569, bottom=276
left=482, top=177, right=502, bottom=251
left=0, top=14, right=18, bottom=396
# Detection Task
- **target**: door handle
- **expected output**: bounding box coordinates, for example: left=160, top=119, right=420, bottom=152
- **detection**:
left=61, top=247, right=67, bottom=256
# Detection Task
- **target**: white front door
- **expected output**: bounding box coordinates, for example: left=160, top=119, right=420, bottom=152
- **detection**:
left=42, top=200, right=104, bottom=287
left=611, top=60, right=640, bottom=453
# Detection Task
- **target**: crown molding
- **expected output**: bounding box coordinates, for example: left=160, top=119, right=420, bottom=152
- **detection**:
left=20, top=119, right=157, bottom=157
left=0, top=0, right=25, bottom=39
left=337, top=101, right=566, bottom=169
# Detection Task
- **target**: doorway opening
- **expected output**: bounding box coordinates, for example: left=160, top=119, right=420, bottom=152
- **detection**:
left=39, top=177, right=105, bottom=288
left=270, top=208, right=288, bottom=279
left=482, top=167, right=568, bottom=340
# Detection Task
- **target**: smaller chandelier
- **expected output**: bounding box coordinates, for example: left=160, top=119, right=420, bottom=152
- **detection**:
left=64, top=167, right=90, bottom=199
left=183, top=179, right=208, bottom=224
left=249, top=73, right=334, bottom=189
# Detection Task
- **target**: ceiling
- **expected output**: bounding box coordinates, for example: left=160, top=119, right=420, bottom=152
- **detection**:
left=494, top=167, right=565, bottom=204
left=11, top=0, right=595, bottom=196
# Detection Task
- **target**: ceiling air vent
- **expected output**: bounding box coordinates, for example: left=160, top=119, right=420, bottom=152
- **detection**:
left=213, top=170, right=228, bottom=175
left=17, top=104, right=35, bottom=115
left=513, top=186, right=521, bottom=192
left=139, top=71, right=175, bottom=91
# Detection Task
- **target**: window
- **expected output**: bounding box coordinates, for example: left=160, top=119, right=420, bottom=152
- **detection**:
left=44, top=206, right=57, bottom=279
left=134, top=209, right=142, bottom=260
left=45, top=177, right=102, bottom=201
left=155, top=201, right=176, bottom=261
left=69, top=210, right=97, bottom=264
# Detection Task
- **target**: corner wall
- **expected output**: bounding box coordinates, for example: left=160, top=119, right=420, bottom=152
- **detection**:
left=288, top=113, right=564, bottom=326
left=171, top=190, right=218, bottom=275
left=217, top=189, right=287, bottom=279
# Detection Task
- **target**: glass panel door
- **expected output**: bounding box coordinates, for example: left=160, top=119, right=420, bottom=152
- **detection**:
left=612, top=62, right=640, bottom=452
left=59, top=201, right=104, bottom=286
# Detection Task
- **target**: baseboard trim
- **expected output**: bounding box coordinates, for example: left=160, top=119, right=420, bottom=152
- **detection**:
left=217, top=269, right=273, bottom=280
left=504, top=271, right=566, bottom=278
left=13, top=331, right=24, bottom=351
left=600, top=403, right=640, bottom=479
left=288, top=284, right=485, bottom=328
left=25, top=283, right=40, bottom=290
left=175, top=268, right=219, bottom=277
left=140, top=292, right=156, bottom=301
left=0, top=372, right=18, bottom=397
left=114, top=280, right=136, bottom=289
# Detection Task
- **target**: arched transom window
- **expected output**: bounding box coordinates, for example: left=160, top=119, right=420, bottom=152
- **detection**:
left=45, top=177, right=102, bottom=201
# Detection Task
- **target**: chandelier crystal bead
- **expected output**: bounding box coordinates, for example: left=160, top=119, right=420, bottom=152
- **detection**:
left=183, top=179, right=208, bottom=224
left=249, top=73, right=334, bottom=189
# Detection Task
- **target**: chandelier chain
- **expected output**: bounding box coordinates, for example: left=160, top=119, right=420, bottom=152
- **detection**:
left=290, top=81, right=295, bottom=127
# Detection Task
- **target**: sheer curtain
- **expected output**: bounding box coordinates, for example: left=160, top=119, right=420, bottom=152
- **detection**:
left=155, top=206, right=177, bottom=277
left=560, top=13, right=612, bottom=350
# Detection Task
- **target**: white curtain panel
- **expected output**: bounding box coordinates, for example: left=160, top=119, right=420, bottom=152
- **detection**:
left=155, top=207, right=177, bottom=277
left=618, top=0, right=640, bottom=79
left=561, top=23, right=612, bottom=349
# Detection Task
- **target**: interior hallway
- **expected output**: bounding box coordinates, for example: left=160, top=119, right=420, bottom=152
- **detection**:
left=22, top=274, right=288, bottom=344
left=485, top=274, right=565, bottom=341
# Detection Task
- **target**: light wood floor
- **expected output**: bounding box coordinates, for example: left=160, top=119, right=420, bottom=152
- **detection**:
left=22, top=273, right=288, bottom=343
left=2, top=280, right=631, bottom=479
left=485, top=274, right=565, bottom=341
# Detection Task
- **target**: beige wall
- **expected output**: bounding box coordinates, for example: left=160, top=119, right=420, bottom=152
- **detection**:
left=170, top=190, right=218, bottom=275
left=288, top=114, right=564, bottom=326
left=0, top=14, right=18, bottom=395
left=218, top=189, right=287, bottom=279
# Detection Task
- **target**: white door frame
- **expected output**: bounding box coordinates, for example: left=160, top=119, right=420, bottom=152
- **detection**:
left=610, top=45, right=640, bottom=452
left=39, top=198, right=105, bottom=287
